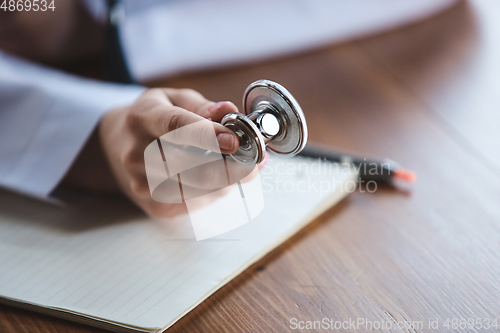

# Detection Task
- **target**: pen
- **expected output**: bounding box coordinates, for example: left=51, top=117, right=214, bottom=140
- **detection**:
left=298, top=142, right=417, bottom=185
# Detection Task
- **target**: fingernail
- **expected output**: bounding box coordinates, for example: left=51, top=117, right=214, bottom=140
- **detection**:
left=217, top=133, right=235, bottom=151
left=208, top=101, right=231, bottom=113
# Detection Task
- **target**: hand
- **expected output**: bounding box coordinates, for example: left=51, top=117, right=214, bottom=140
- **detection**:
left=98, top=88, right=256, bottom=218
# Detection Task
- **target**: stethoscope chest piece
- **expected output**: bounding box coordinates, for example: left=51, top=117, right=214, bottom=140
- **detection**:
left=222, top=80, right=308, bottom=165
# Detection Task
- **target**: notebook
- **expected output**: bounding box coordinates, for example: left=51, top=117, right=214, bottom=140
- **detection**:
left=0, top=155, right=357, bottom=332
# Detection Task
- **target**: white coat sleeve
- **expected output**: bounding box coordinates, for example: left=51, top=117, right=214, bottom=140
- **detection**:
left=0, top=52, right=145, bottom=201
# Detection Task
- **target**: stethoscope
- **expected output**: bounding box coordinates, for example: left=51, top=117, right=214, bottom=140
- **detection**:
left=106, top=3, right=308, bottom=166
left=222, top=80, right=308, bottom=165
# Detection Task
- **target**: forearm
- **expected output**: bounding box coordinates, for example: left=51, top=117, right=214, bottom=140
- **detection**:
left=0, top=52, right=145, bottom=199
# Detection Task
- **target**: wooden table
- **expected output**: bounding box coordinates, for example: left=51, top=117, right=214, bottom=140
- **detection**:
left=2, top=0, right=500, bottom=331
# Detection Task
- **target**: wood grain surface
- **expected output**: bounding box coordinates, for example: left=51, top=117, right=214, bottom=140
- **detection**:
left=2, top=0, right=500, bottom=332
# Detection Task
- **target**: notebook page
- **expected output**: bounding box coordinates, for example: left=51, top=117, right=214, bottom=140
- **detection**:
left=0, top=155, right=357, bottom=332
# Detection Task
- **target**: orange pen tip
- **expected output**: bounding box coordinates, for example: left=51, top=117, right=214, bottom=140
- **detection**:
left=393, top=168, right=417, bottom=183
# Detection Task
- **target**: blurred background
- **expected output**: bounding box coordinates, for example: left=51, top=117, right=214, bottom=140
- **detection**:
left=2, top=0, right=500, bottom=331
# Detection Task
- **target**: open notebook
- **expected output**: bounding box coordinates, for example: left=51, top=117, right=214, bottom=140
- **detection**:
left=0, top=155, right=357, bottom=332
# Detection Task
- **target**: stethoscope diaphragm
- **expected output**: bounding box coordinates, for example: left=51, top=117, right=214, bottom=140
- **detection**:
left=222, top=79, right=308, bottom=165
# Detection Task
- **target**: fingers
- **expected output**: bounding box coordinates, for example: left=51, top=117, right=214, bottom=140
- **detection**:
left=133, top=148, right=256, bottom=197
left=116, top=87, right=260, bottom=219
left=159, top=114, right=236, bottom=154
left=128, top=89, right=239, bottom=154
left=151, top=177, right=233, bottom=202
left=143, top=186, right=231, bottom=219
left=203, top=101, right=240, bottom=122
left=132, top=175, right=229, bottom=203
left=163, top=88, right=212, bottom=116
left=164, top=88, right=239, bottom=122
left=145, top=141, right=255, bottom=189
left=176, top=159, right=254, bottom=190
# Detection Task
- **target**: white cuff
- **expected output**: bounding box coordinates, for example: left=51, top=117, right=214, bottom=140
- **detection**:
left=0, top=53, right=145, bottom=200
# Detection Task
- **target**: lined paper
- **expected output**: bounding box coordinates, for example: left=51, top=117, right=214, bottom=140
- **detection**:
left=0, top=155, right=357, bottom=332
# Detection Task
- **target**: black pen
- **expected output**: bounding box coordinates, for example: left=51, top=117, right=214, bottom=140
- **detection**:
left=298, top=142, right=417, bottom=185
